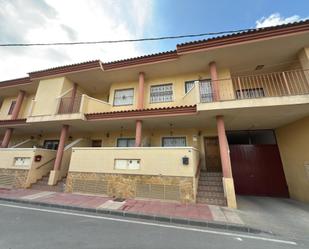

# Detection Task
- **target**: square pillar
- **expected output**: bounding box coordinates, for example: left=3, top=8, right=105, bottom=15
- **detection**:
left=216, top=115, right=237, bottom=208
left=137, top=72, right=145, bottom=110
left=135, top=120, right=142, bottom=147
left=1, top=90, right=26, bottom=148
left=53, top=125, right=69, bottom=171
left=209, top=61, right=220, bottom=101
left=68, top=83, right=78, bottom=113
left=0, top=128, right=13, bottom=148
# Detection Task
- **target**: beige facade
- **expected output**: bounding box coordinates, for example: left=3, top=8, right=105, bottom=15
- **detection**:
left=1, top=21, right=309, bottom=207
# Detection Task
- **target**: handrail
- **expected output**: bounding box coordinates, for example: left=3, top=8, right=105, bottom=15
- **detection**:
left=11, top=139, right=34, bottom=148
left=56, top=87, right=74, bottom=99
left=64, top=138, right=84, bottom=151
left=84, top=95, right=111, bottom=106
left=36, top=157, right=56, bottom=169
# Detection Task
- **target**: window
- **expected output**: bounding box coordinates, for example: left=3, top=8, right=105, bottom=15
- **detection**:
left=43, top=140, right=59, bottom=150
left=199, top=80, right=213, bottom=102
left=113, top=88, right=134, bottom=106
left=8, top=101, right=16, bottom=115
left=150, top=84, right=173, bottom=103
left=92, top=140, right=102, bottom=147
left=162, top=137, right=186, bottom=147
left=185, top=81, right=195, bottom=94
left=117, top=138, right=135, bottom=147
left=236, top=88, right=265, bottom=99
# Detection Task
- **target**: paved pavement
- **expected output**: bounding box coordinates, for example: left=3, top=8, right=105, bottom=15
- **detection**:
left=0, top=202, right=302, bottom=249
left=0, top=188, right=243, bottom=225
left=236, top=196, right=309, bottom=242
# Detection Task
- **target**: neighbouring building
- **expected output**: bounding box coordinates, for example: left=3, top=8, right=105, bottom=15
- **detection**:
left=0, top=21, right=309, bottom=208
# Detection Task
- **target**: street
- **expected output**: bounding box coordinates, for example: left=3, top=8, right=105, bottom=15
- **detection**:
left=0, top=201, right=305, bottom=249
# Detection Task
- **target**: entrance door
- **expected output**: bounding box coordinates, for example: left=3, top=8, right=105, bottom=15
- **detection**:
left=204, top=137, right=222, bottom=172
left=228, top=130, right=289, bottom=197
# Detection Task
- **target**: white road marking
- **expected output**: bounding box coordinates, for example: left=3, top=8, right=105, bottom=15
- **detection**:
left=0, top=202, right=297, bottom=246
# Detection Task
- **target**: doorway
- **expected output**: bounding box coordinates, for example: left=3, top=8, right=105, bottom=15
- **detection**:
left=204, top=137, right=222, bottom=172
left=227, top=130, right=289, bottom=197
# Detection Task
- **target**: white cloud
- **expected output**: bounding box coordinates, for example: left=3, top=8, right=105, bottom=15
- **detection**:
left=0, top=0, right=154, bottom=81
left=256, top=13, right=305, bottom=28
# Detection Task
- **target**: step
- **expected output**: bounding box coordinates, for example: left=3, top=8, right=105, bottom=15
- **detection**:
left=197, top=191, right=225, bottom=198
left=198, top=180, right=223, bottom=186
left=199, top=172, right=222, bottom=177
left=197, top=197, right=227, bottom=206
left=198, top=185, right=224, bottom=192
left=199, top=176, right=222, bottom=181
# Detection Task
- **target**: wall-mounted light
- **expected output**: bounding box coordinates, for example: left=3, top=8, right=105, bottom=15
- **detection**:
left=106, top=132, right=110, bottom=138
left=169, top=123, right=173, bottom=136
left=255, top=65, right=264, bottom=70
left=198, top=131, right=202, bottom=137
left=68, top=136, right=73, bottom=141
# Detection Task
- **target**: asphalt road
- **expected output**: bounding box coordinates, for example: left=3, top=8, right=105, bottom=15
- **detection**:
left=0, top=201, right=305, bottom=249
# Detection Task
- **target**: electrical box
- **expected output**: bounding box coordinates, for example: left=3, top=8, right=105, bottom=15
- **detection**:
left=182, top=156, right=189, bottom=165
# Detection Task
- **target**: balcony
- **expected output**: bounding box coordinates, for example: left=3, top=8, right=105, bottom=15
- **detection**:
left=199, top=69, right=309, bottom=103
left=57, top=95, right=82, bottom=114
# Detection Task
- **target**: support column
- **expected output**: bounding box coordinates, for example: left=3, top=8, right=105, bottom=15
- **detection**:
left=135, top=120, right=142, bottom=147
left=216, top=115, right=237, bottom=208
left=1, top=90, right=26, bottom=148
left=209, top=61, right=220, bottom=101
left=1, top=128, right=13, bottom=148
left=11, top=90, right=25, bottom=120
left=49, top=125, right=69, bottom=185
left=68, top=83, right=78, bottom=113
left=137, top=72, right=145, bottom=110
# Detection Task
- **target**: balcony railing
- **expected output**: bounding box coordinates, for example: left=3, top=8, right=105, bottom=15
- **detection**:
left=199, top=69, right=309, bottom=103
left=57, top=95, right=82, bottom=114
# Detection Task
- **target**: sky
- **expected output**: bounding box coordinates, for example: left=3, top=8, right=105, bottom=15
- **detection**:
left=0, top=0, right=308, bottom=81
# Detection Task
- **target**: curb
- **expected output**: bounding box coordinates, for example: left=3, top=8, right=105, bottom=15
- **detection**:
left=0, top=197, right=270, bottom=235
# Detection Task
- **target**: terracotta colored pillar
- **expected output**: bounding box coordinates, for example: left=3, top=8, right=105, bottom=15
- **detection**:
left=1, top=128, right=13, bottom=148
left=209, top=61, right=220, bottom=101
left=137, top=72, right=145, bottom=109
left=216, top=115, right=232, bottom=178
left=11, top=90, right=25, bottom=120
left=135, top=120, right=142, bottom=147
left=1, top=90, right=26, bottom=148
left=53, top=125, right=69, bottom=170
left=68, top=83, right=78, bottom=113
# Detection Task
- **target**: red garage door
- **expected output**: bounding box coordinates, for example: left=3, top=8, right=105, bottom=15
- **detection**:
left=230, top=144, right=289, bottom=197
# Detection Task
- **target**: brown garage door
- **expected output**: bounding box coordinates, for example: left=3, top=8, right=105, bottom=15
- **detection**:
left=230, top=144, right=289, bottom=197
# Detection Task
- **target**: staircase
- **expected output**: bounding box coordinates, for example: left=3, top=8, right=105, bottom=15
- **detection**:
left=30, top=174, right=66, bottom=192
left=197, top=171, right=227, bottom=206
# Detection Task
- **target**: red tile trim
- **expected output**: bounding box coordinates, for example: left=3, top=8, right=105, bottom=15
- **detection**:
left=85, top=105, right=197, bottom=120
left=0, top=119, right=27, bottom=126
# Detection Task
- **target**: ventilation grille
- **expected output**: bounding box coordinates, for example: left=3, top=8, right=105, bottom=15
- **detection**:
left=72, top=179, right=108, bottom=195
left=0, top=174, right=15, bottom=188
left=136, top=183, right=180, bottom=201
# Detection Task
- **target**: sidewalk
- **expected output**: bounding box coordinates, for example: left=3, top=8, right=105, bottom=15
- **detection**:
left=0, top=188, right=255, bottom=233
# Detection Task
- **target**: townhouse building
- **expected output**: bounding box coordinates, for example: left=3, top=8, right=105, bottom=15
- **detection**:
left=0, top=20, right=309, bottom=208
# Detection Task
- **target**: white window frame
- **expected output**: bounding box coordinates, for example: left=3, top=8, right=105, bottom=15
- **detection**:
left=161, top=136, right=187, bottom=147
left=150, top=83, right=174, bottom=103
left=113, top=88, right=134, bottom=106
left=116, top=138, right=136, bottom=147
left=184, top=80, right=195, bottom=94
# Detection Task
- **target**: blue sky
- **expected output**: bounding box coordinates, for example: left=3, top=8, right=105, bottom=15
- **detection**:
left=0, top=0, right=308, bottom=80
